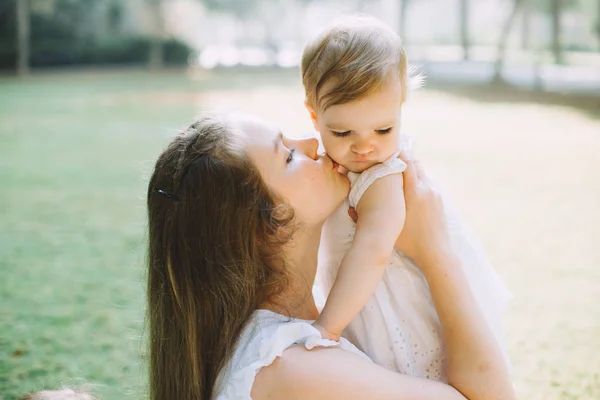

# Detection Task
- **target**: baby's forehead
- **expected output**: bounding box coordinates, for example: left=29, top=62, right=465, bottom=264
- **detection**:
left=318, top=83, right=403, bottom=129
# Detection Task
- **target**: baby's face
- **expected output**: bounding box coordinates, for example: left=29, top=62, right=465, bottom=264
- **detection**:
left=310, top=75, right=403, bottom=173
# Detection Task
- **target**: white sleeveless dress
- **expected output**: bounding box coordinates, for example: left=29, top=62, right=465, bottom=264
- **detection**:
left=213, top=309, right=371, bottom=399
left=317, top=150, right=512, bottom=381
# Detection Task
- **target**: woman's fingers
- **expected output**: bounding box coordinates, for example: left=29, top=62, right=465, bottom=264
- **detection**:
left=413, top=160, right=425, bottom=182
left=396, top=158, right=450, bottom=266
left=398, top=134, right=414, bottom=161
left=402, top=159, right=419, bottom=191
left=411, top=159, right=435, bottom=189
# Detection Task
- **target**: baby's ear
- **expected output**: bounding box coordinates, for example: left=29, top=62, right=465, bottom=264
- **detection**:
left=304, top=100, right=319, bottom=132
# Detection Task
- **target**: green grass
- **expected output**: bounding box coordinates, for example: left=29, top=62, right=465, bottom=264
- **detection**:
left=1, top=68, right=599, bottom=399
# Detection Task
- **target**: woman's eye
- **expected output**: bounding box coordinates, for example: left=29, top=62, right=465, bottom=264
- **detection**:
left=286, top=148, right=296, bottom=164
left=331, top=130, right=350, bottom=137
left=376, top=127, right=393, bottom=135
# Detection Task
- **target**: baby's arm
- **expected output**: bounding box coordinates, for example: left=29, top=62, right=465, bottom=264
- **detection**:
left=314, top=173, right=406, bottom=340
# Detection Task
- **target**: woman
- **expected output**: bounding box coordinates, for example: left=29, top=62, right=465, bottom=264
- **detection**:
left=146, top=113, right=515, bottom=400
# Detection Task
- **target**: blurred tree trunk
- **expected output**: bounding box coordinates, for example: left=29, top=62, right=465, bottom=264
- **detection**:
left=597, top=0, right=600, bottom=51
left=520, top=1, right=530, bottom=50
left=16, top=0, right=30, bottom=76
left=399, top=0, right=409, bottom=42
left=550, top=0, right=563, bottom=64
left=460, top=0, right=469, bottom=60
left=493, top=0, right=523, bottom=82
left=148, top=0, right=164, bottom=71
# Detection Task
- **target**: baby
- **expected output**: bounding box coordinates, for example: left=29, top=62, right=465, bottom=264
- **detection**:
left=301, top=16, right=511, bottom=381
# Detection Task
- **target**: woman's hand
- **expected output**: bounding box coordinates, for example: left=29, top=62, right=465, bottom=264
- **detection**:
left=393, top=159, right=452, bottom=268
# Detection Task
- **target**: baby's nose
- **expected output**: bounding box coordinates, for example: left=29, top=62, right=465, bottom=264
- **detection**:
left=351, top=141, right=373, bottom=155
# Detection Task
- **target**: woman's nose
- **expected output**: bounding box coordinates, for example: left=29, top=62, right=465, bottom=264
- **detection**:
left=292, top=137, right=319, bottom=160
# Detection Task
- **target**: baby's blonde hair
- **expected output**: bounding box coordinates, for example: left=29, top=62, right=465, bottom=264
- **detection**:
left=301, top=15, right=410, bottom=111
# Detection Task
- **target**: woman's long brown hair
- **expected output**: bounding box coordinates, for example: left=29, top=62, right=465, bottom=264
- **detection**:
left=147, top=116, right=292, bottom=399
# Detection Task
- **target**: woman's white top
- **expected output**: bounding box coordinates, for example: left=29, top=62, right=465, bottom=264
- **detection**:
left=213, top=309, right=371, bottom=399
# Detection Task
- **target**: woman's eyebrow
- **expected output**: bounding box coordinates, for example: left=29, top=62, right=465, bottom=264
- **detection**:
left=273, top=131, right=283, bottom=153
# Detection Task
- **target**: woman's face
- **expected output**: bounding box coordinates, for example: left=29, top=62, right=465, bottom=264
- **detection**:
left=238, top=115, right=350, bottom=226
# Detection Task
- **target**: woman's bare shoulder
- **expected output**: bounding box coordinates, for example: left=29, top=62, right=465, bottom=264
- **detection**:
left=251, top=344, right=466, bottom=400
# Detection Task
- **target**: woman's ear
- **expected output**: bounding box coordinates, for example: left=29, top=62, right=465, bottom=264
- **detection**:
left=304, top=100, right=319, bottom=132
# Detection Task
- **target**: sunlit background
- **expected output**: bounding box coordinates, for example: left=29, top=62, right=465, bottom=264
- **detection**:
left=1, top=0, right=599, bottom=399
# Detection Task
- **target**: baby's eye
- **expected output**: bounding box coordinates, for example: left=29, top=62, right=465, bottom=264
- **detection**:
left=331, top=130, right=350, bottom=137
left=376, top=127, right=393, bottom=135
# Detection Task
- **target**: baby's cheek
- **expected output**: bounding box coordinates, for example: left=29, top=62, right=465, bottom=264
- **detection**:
left=379, top=138, right=400, bottom=160
left=328, top=149, right=349, bottom=167
left=323, top=140, right=345, bottom=158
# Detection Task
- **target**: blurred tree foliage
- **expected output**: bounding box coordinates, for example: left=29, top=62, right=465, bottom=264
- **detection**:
left=1, top=0, right=21, bottom=69
left=201, top=0, right=317, bottom=16
left=200, top=0, right=324, bottom=49
left=0, top=0, right=190, bottom=70
left=527, top=0, right=578, bottom=12
left=2, top=0, right=599, bottom=72
left=202, top=0, right=258, bottom=17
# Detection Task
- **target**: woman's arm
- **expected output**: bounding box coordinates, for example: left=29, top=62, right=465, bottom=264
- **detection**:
left=314, top=173, right=405, bottom=340
left=420, top=252, right=513, bottom=399
left=393, top=160, right=515, bottom=400
left=252, top=345, right=466, bottom=400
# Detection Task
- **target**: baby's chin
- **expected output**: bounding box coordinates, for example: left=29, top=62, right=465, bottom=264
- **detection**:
left=341, top=161, right=378, bottom=174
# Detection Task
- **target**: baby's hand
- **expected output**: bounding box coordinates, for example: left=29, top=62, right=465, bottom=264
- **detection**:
left=312, top=321, right=341, bottom=341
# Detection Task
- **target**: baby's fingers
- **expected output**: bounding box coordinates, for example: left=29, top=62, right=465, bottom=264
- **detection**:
left=348, top=207, right=358, bottom=222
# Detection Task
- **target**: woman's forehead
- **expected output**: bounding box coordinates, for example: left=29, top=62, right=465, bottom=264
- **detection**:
left=233, top=114, right=279, bottom=145
left=233, top=115, right=281, bottom=179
